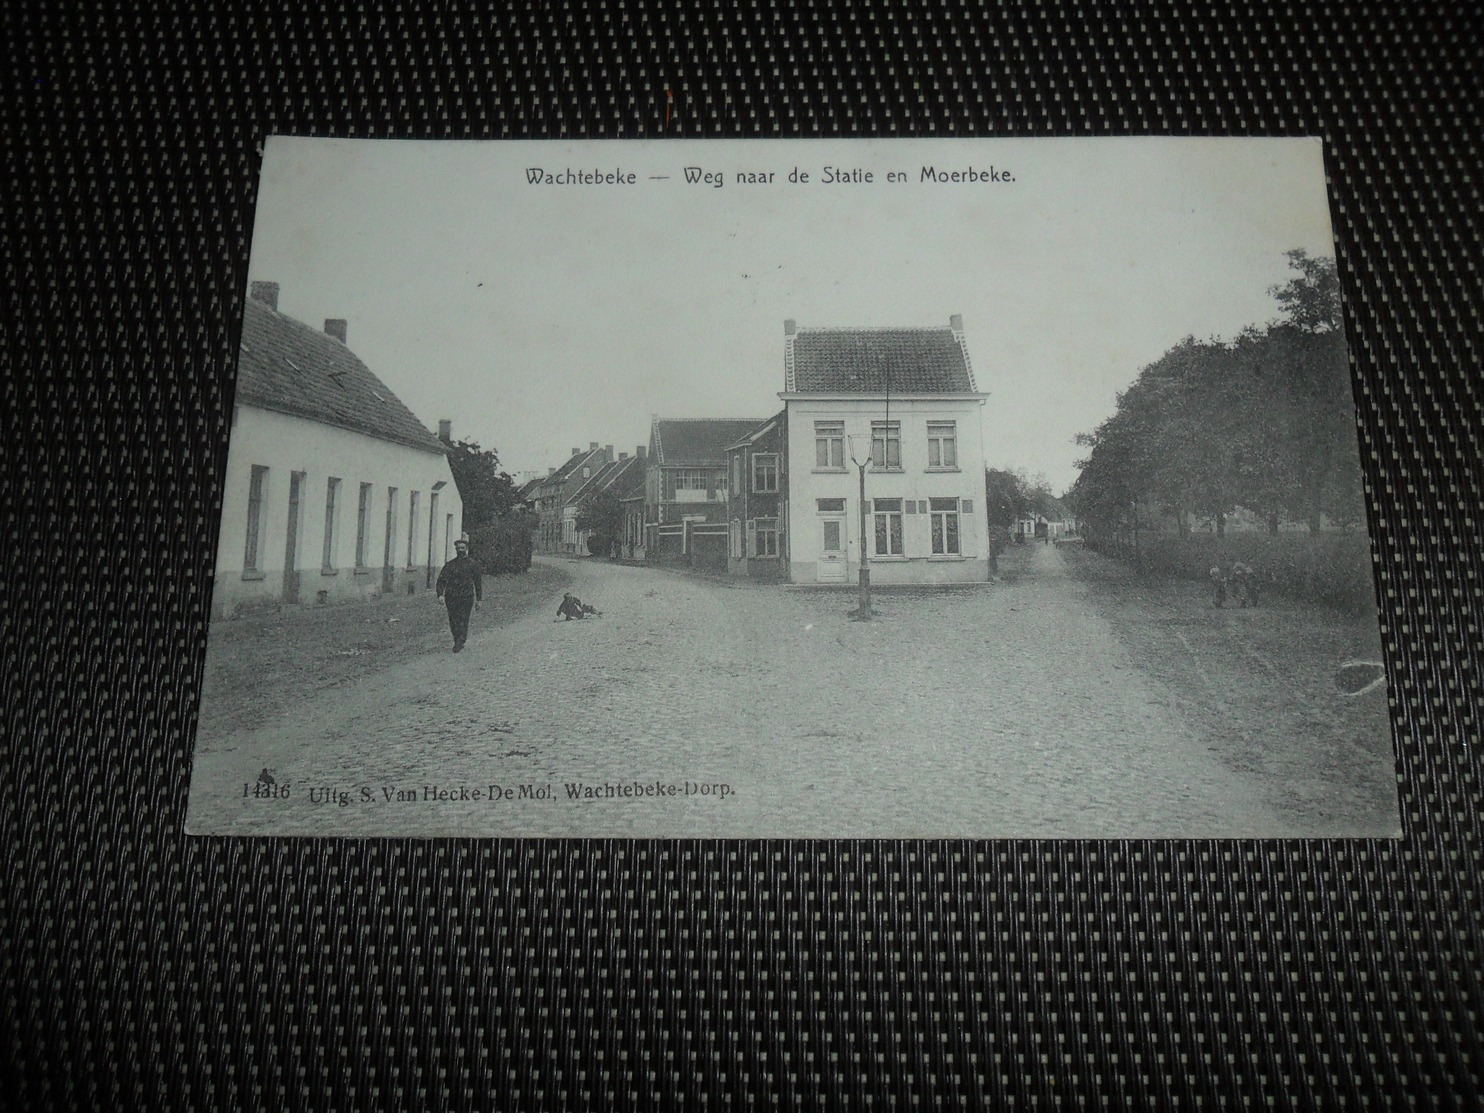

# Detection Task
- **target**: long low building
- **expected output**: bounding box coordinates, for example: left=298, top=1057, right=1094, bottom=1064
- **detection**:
left=212, top=281, right=463, bottom=618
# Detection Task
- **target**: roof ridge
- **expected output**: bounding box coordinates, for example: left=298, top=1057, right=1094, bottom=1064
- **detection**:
left=236, top=299, right=446, bottom=455
left=795, top=325, right=956, bottom=333
left=785, top=322, right=976, bottom=395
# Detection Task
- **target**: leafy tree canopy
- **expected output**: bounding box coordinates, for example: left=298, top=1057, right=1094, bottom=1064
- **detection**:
left=445, top=438, right=520, bottom=527
left=575, top=489, right=624, bottom=540
left=1070, top=251, right=1361, bottom=539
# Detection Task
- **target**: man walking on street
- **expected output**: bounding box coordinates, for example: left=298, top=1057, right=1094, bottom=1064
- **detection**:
left=436, top=537, right=483, bottom=652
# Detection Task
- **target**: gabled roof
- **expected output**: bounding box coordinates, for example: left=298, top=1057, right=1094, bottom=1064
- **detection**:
left=517, top=475, right=545, bottom=500
left=652, top=418, right=770, bottom=467
left=785, top=323, right=978, bottom=394
left=723, top=409, right=786, bottom=452
left=236, top=297, right=446, bottom=454
left=609, top=456, right=648, bottom=498
left=541, top=447, right=606, bottom=492
left=571, top=455, right=646, bottom=504
left=568, top=456, right=624, bottom=503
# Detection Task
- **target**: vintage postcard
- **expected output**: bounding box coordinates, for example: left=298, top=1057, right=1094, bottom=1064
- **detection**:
left=186, top=136, right=1399, bottom=838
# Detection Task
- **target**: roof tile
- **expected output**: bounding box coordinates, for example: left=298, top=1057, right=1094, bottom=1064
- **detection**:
left=653, top=418, right=770, bottom=466
left=236, top=298, right=446, bottom=453
left=787, top=327, right=976, bottom=393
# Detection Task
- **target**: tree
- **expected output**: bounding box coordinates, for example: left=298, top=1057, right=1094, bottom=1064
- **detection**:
left=574, top=489, right=624, bottom=558
left=465, top=516, right=534, bottom=575
left=984, top=468, right=1026, bottom=534
left=445, top=438, right=519, bottom=527
left=1265, top=251, right=1354, bottom=533
left=1069, top=250, right=1361, bottom=543
left=1019, top=470, right=1066, bottom=522
left=1269, top=248, right=1341, bottom=333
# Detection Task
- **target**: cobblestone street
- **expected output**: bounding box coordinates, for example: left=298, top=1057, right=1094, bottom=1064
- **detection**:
left=188, top=546, right=1398, bottom=837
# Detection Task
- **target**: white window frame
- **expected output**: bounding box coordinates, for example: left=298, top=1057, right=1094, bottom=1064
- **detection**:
left=870, top=421, right=902, bottom=471
left=814, top=422, right=845, bottom=471
left=927, top=422, right=958, bottom=469
left=872, top=497, right=904, bottom=556
left=751, top=517, right=780, bottom=558
left=929, top=497, right=962, bottom=556
left=752, top=453, right=779, bottom=493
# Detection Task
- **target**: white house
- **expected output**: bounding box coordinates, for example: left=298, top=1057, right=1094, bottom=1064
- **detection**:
left=1014, top=515, right=1078, bottom=543
left=779, top=316, right=990, bottom=585
left=212, top=281, right=463, bottom=618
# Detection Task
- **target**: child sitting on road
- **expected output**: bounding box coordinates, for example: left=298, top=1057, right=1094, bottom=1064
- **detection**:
left=555, top=592, right=602, bottom=621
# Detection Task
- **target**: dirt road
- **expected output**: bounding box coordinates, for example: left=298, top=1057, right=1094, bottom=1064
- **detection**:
left=187, top=548, right=1397, bottom=837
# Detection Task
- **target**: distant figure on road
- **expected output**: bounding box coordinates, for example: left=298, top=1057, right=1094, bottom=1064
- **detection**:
left=1231, top=561, right=1259, bottom=607
left=1209, top=565, right=1228, bottom=608
left=555, top=592, right=601, bottom=621
left=436, top=537, right=483, bottom=652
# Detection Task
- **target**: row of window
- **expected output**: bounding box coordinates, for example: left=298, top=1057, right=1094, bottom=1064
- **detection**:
left=729, top=454, right=781, bottom=495
left=730, top=518, right=781, bottom=560
left=814, top=420, right=959, bottom=472
left=243, top=465, right=453, bottom=576
left=686, top=422, right=963, bottom=505
left=664, top=468, right=728, bottom=501
left=814, top=496, right=971, bottom=557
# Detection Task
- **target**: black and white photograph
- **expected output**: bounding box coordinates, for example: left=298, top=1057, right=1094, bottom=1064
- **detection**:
left=185, top=136, right=1399, bottom=838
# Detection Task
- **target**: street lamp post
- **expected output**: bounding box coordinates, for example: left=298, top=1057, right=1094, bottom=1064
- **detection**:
left=849, top=434, right=873, bottom=620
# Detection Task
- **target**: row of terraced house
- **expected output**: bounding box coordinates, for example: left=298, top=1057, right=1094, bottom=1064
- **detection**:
left=526, top=316, right=992, bottom=585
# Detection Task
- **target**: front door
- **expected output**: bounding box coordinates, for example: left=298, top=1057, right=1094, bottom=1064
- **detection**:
left=817, top=515, right=847, bottom=582
left=282, top=471, right=304, bottom=603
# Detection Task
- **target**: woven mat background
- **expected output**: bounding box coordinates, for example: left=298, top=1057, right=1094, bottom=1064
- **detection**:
left=4, top=2, right=1480, bottom=1107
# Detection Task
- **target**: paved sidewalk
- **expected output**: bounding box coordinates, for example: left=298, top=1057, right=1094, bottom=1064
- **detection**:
left=188, top=549, right=1316, bottom=837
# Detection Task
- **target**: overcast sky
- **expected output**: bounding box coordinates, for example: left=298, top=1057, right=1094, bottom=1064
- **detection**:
left=246, top=136, right=1338, bottom=493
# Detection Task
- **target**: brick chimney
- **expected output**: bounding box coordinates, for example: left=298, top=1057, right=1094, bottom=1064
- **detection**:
left=249, top=281, right=280, bottom=310
left=636, top=446, right=647, bottom=460
left=784, top=318, right=797, bottom=337
left=950, top=314, right=963, bottom=332
left=604, top=444, right=613, bottom=458
left=437, top=419, right=452, bottom=442
left=589, top=442, right=599, bottom=451
left=570, top=447, right=579, bottom=457
left=324, top=318, right=347, bottom=343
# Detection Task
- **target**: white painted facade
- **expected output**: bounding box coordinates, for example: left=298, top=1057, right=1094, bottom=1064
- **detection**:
left=782, top=394, right=990, bottom=584
left=213, top=405, right=463, bottom=618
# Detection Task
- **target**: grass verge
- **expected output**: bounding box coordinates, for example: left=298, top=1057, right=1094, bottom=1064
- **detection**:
left=196, top=563, right=568, bottom=739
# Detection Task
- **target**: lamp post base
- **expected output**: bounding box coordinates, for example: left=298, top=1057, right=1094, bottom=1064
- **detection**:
left=849, top=568, right=875, bottom=620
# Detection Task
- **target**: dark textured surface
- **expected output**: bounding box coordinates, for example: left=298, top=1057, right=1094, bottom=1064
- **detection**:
left=788, top=327, right=976, bottom=394
left=3, top=1, right=1481, bottom=1108
left=653, top=419, right=772, bottom=466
